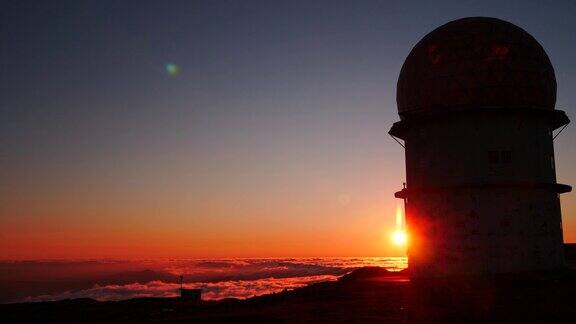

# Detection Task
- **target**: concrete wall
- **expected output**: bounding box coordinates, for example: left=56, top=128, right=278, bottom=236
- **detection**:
left=407, top=188, right=563, bottom=276
left=404, top=113, right=564, bottom=276
left=404, top=114, right=556, bottom=188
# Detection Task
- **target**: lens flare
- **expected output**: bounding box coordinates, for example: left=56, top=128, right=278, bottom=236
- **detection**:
left=395, top=204, right=404, bottom=228
left=391, top=204, right=407, bottom=246
left=165, top=63, right=180, bottom=76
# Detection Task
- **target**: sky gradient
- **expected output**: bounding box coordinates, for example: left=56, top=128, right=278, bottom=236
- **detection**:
left=1, top=0, right=575, bottom=259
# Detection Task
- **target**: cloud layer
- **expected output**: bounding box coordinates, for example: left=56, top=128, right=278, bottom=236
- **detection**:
left=25, top=275, right=338, bottom=302
left=2, top=257, right=406, bottom=303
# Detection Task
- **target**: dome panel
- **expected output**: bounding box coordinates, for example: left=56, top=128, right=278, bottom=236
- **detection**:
left=397, top=17, right=556, bottom=117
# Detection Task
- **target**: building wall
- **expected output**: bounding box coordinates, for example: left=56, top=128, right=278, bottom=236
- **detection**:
left=404, top=113, right=564, bottom=276
left=405, top=114, right=556, bottom=188
left=407, top=188, right=563, bottom=276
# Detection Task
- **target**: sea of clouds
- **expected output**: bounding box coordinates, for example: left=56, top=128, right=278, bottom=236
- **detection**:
left=24, top=275, right=338, bottom=302
left=0, top=257, right=406, bottom=303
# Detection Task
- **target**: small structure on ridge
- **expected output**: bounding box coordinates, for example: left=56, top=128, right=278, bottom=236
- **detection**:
left=179, top=275, right=202, bottom=303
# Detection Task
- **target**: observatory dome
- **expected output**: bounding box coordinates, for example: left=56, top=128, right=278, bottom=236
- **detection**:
left=397, top=17, right=556, bottom=117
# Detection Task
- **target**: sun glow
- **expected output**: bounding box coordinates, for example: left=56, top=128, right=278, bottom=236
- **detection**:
left=392, top=230, right=407, bottom=246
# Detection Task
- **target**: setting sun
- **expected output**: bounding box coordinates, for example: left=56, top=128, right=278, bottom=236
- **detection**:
left=392, top=230, right=407, bottom=246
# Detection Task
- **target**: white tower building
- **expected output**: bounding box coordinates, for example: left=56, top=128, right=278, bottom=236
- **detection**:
left=390, top=17, right=571, bottom=276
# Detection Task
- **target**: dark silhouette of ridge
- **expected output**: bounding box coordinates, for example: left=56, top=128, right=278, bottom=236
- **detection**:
left=337, top=266, right=406, bottom=282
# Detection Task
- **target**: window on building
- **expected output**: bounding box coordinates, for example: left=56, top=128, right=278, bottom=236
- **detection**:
left=501, top=150, right=511, bottom=163
left=488, top=150, right=511, bottom=164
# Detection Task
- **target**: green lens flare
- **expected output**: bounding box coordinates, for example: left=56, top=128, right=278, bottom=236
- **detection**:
left=165, top=63, right=180, bottom=76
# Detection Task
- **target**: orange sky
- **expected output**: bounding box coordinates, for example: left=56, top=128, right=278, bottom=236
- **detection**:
left=0, top=155, right=410, bottom=259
